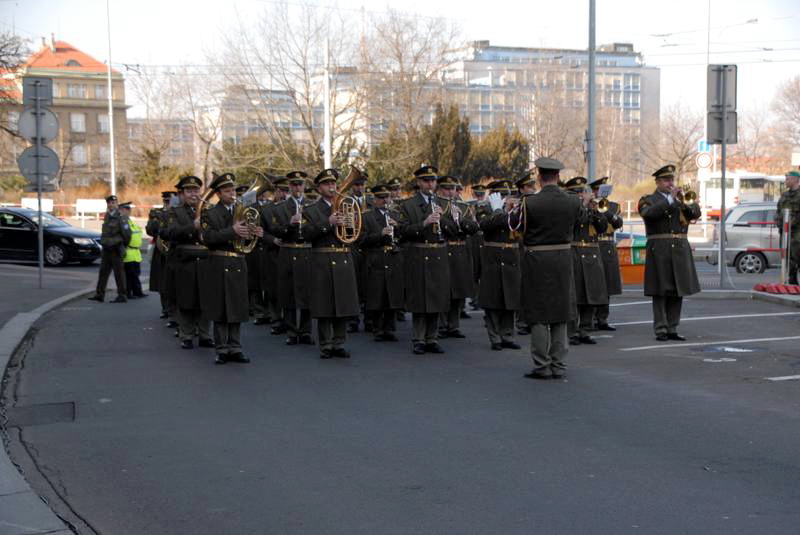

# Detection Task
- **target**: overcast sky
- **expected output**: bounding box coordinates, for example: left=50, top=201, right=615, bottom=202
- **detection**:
left=3, top=0, right=799, bottom=117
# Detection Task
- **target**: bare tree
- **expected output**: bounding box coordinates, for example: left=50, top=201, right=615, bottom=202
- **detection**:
left=0, top=31, right=29, bottom=72
left=772, top=75, right=800, bottom=148
left=525, top=88, right=584, bottom=173
left=640, top=102, right=703, bottom=180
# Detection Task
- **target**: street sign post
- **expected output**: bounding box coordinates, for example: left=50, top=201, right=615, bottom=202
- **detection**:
left=17, top=145, right=60, bottom=180
left=21, top=77, right=53, bottom=107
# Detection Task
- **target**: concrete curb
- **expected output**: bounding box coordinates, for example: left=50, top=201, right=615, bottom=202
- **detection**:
left=0, top=285, right=94, bottom=535
left=622, top=288, right=753, bottom=300
left=752, top=291, right=800, bottom=308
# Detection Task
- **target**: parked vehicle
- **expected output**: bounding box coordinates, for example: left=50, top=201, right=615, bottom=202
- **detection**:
left=705, top=201, right=780, bottom=274
left=0, top=207, right=102, bottom=266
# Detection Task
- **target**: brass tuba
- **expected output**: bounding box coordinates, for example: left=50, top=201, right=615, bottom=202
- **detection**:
left=332, top=166, right=364, bottom=244
left=233, top=174, right=270, bottom=254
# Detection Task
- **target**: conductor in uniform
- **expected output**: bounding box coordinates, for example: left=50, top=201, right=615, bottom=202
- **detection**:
left=638, top=164, right=701, bottom=341
left=398, top=165, right=457, bottom=354
left=201, top=173, right=261, bottom=364
left=512, top=158, right=582, bottom=379
left=303, top=169, right=361, bottom=358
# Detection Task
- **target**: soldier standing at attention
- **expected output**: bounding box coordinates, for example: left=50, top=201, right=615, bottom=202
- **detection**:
left=119, top=202, right=146, bottom=299
left=775, top=170, right=800, bottom=285
left=589, top=177, right=623, bottom=330
left=638, top=164, right=702, bottom=341
left=398, top=165, right=457, bottom=355
left=511, top=158, right=582, bottom=379
left=146, top=191, right=174, bottom=318
left=359, top=184, right=405, bottom=342
left=303, top=169, right=361, bottom=359
left=476, top=179, right=522, bottom=351
left=201, top=173, right=260, bottom=364
left=165, top=175, right=213, bottom=350
left=88, top=195, right=131, bottom=303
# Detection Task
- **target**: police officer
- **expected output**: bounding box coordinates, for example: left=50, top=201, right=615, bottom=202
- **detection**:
left=166, top=175, right=213, bottom=350
left=589, top=177, right=623, bottom=330
left=638, top=164, right=702, bottom=341
left=359, top=183, right=405, bottom=342
left=201, top=172, right=258, bottom=364
left=89, top=195, right=131, bottom=303
left=476, top=180, right=522, bottom=350
left=273, top=171, right=314, bottom=345
left=398, top=165, right=457, bottom=354
left=119, top=202, right=146, bottom=299
left=512, top=158, right=582, bottom=379
left=146, top=191, right=174, bottom=317
left=564, top=177, right=608, bottom=345
left=776, top=169, right=800, bottom=285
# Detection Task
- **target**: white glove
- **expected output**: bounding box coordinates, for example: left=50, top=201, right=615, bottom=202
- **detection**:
left=488, top=192, right=503, bottom=211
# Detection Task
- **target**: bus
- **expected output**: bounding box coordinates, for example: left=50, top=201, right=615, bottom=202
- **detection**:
left=697, top=170, right=785, bottom=220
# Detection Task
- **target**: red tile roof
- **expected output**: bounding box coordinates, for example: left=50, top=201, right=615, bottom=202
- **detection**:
left=23, top=41, right=119, bottom=75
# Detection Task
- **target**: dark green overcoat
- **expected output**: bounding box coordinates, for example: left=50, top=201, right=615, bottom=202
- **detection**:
left=200, top=202, right=249, bottom=322
left=475, top=203, right=520, bottom=311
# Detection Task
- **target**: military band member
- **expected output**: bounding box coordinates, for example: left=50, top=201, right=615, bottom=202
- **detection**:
left=201, top=173, right=259, bottom=364
left=467, top=183, right=487, bottom=311
left=775, top=170, right=800, bottom=285
left=273, top=171, right=314, bottom=345
left=589, top=177, right=623, bottom=330
left=359, top=184, right=404, bottom=341
left=437, top=176, right=479, bottom=338
left=565, top=177, right=608, bottom=345
left=512, top=158, right=582, bottom=379
left=638, top=164, right=701, bottom=341
left=514, top=172, right=538, bottom=336
left=386, top=177, right=408, bottom=323
left=263, top=177, right=289, bottom=334
left=303, top=169, right=361, bottom=358
left=476, top=180, right=522, bottom=350
left=165, top=175, right=213, bottom=349
left=88, top=195, right=131, bottom=303
left=243, top=179, right=273, bottom=325
left=398, top=165, right=457, bottom=354
left=146, top=191, right=175, bottom=318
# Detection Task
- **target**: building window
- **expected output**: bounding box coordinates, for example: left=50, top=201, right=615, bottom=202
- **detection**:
left=98, top=114, right=110, bottom=134
left=67, top=84, right=87, bottom=98
left=95, top=85, right=107, bottom=99
left=7, top=111, right=19, bottom=132
left=72, top=144, right=87, bottom=166
left=70, top=113, right=86, bottom=133
left=99, top=145, right=111, bottom=164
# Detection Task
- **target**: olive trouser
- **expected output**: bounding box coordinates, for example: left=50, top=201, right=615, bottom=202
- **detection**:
left=484, top=308, right=515, bottom=345
left=441, top=298, right=465, bottom=331
left=789, top=240, right=799, bottom=284
left=652, top=295, right=683, bottom=336
left=318, top=317, right=347, bottom=351
left=213, top=322, right=241, bottom=356
left=178, top=308, right=211, bottom=342
left=369, top=310, right=397, bottom=336
left=95, top=247, right=126, bottom=299
left=568, top=305, right=597, bottom=338
left=124, top=261, right=143, bottom=297
left=412, top=313, right=439, bottom=345
left=249, top=289, right=268, bottom=320
left=594, top=304, right=611, bottom=324
left=284, top=308, right=311, bottom=337
left=530, top=322, right=568, bottom=374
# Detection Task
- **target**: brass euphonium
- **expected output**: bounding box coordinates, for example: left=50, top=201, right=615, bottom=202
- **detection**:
left=233, top=174, right=270, bottom=254
left=194, top=183, right=217, bottom=232
left=332, top=166, right=364, bottom=244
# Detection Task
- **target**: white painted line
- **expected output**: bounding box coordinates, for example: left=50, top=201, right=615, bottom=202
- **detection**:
left=620, top=336, right=800, bottom=352
left=766, top=375, right=800, bottom=382
left=610, top=300, right=651, bottom=307
left=612, top=312, right=800, bottom=326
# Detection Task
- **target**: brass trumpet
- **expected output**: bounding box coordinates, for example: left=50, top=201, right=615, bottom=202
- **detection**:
left=675, top=186, right=697, bottom=205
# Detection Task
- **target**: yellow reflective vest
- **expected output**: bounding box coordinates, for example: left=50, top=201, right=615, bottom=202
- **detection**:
left=123, top=219, right=143, bottom=263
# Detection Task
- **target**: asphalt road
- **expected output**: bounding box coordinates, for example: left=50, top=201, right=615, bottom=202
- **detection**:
left=5, top=288, right=800, bottom=535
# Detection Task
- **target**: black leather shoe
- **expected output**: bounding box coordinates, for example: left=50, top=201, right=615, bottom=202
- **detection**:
left=425, top=342, right=445, bottom=354
left=655, top=334, right=669, bottom=342
left=373, top=334, right=386, bottom=342
left=578, top=335, right=597, bottom=345
left=166, top=320, right=178, bottom=329
left=596, top=322, right=616, bottom=331
left=299, top=334, right=315, bottom=345
left=460, top=310, right=471, bottom=319
left=198, top=338, right=215, bottom=348
left=320, top=349, right=334, bottom=359
left=551, top=372, right=565, bottom=379
left=667, top=333, right=687, bottom=341
left=110, top=296, right=127, bottom=303
left=214, top=355, right=227, bottom=365
left=524, top=370, right=552, bottom=380
left=382, top=333, right=398, bottom=342
left=412, top=343, right=426, bottom=355
left=87, top=295, right=103, bottom=302
left=395, top=311, right=406, bottom=322
left=569, top=336, right=581, bottom=345
left=134, top=293, right=148, bottom=298
left=174, top=330, right=180, bottom=338
left=446, top=329, right=466, bottom=339
left=181, top=339, right=194, bottom=349
left=491, top=343, right=503, bottom=351
left=271, top=325, right=288, bottom=335
left=159, top=311, right=168, bottom=319
left=229, top=352, right=250, bottom=363
left=517, top=327, right=531, bottom=335
left=253, top=317, right=270, bottom=325
left=501, top=341, right=522, bottom=350
left=286, top=336, right=298, bottom=346
left=347, top=323, right=359, bottom=333
left=333, top=348, right=351, bottom=359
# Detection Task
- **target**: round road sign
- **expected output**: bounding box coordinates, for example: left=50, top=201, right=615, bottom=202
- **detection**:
left=18, top=107, right=59, bottom=143
left=17, top=145, right=60, bottom=181
left=696, top=152, right=712, bottom=169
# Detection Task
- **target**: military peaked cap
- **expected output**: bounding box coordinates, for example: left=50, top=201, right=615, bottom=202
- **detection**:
left=472, top=184, right=487, bottom=193
left=534, top=157, right=565, bottom=171
left=564, top=176, right=589, bottom=191
left=209, top=172, right=236, bottom=191
left=437, top=175, right=459, bottom=187
left=652, top=164, right=676, bottom=180
left=235, top=183, right=250, bottom=194
left=370, top=184, right=391, bottom=197
left=414, top=165, right=439, bottom=179
left=488, top=179, right=513, bottom=193
left=161, top=191, right=175, bottom=199
left=386, top=177, right=402, bottom=190
left=273, top=176, right=290, bottom=189
left=119, top=202, right=133, bottom=209
left=589, top=176, right=610, bottom=188
left=315, top=168, right=340, bottom=185
left=515, top=171, right=536, bottom=189
left=105, top=195, right=117, bottom=202
left=286, top=170, right=309, bottom=184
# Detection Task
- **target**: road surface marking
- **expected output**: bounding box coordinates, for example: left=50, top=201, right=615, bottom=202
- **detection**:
left=610, top=301, right=651, bottom=307
left=620, top=336, right=800, bottom=352
left=612, top=312, right=800, bottom=326
left=766, top=375, right=800, bottom=382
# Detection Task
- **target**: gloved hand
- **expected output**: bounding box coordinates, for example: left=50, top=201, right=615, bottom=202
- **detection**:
left=488, top=192, right=503, bottom=212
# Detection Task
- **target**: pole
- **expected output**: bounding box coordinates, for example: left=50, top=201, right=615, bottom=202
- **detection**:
left=106, top=0, right=116, bottom=196
left=34, top=81, right=44, bottom=289
left=719, top=65, right=729, bottom=289
left=323, top=37, right=332, bottom=169
left=781, top=208, right=790, bottom=283
left=587, top=0, right=596, bottom=182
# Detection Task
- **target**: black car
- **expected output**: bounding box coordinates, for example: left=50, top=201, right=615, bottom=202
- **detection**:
left=0, top=207, right=102, bottom=266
